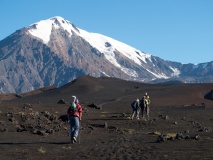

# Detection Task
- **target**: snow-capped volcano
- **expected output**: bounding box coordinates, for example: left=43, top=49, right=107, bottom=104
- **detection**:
left=27, top=16, right=171, bottom=79
left=28, top=16, right=152, bottom=66
left=0, top=16, right=213, bottom=93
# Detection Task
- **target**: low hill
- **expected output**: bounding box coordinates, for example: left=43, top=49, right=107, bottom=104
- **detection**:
left=4, top=75, right=213, bottom=108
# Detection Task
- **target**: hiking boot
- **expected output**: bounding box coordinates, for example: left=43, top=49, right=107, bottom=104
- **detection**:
left=73, top=136, right=77, bottom=143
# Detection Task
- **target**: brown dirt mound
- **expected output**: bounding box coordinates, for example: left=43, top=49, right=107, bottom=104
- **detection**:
left=59, top=76, right=104, bottom=93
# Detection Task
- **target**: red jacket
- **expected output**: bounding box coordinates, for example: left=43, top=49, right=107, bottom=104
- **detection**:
left=67, top=102, right=83, bottom=118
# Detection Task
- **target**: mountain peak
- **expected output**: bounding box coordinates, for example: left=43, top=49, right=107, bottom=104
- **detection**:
left=50, top=16, right=66, bottom=21
left=28, top=16, right=79, bottom=44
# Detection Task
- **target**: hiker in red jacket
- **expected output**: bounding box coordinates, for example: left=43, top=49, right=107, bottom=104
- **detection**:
left=67, top=96, right=82, bottom=143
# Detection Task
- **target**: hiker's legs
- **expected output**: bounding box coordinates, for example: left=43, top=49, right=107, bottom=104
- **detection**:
left=141, top=106, right=145, bottom=118
left=136, top=108, right=140, bottom=119
left=69, top=116, right=80, bottom=142
left=147, top=106, right=150, bottom=120
left=131, top=109, right=136, bottom=119
left=69, top=116, right=75, bottom=141
left=73, top=116, right=80, bottom=138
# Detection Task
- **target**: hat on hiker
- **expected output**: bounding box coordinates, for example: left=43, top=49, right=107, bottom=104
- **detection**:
left=136, top=98, right=139, bottom=102
left=72, top=95, right=79, bottom=103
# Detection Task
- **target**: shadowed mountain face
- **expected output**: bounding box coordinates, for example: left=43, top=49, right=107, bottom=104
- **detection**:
left=204, top=90, right=213, bottom=101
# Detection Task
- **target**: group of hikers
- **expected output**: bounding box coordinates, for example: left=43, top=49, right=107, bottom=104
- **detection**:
left=131, top=92, right=151, bottom=121
left=67, top=92, right=150, bottom=144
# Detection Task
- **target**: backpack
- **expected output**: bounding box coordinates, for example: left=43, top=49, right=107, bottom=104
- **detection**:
left=140, top=98, right=145, bottom=107
left=70, top=102, right=77, bottom=112
left=131, top=101, right=137, bottom=109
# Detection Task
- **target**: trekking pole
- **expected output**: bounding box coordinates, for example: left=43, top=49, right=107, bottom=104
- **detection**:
left=78, top=125, right=81, bottom=144
left=78, top=118, right=81, bottom=144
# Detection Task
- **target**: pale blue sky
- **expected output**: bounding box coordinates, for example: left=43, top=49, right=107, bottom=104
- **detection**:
left=1, top=0, right=212, bottom=64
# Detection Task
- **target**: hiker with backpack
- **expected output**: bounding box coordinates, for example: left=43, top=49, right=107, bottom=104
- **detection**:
left=140, top=95, right=146, bottom=120
left=131, top=98, right=140, bottom=120
left=145, top=96, right=151, bottom=120
left=67, top=96, right=82, bottom=143
left=140, top=94, right=151, bottom=121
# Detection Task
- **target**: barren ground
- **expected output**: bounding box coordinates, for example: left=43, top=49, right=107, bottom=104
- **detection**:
left=0, top=76, right=213, bottom=160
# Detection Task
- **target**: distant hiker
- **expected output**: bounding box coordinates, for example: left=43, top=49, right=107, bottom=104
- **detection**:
left=67, top=96, right=82, bottom=143
left=140, top=96, right=145, bottom=119
left=140, top=95, right=145, bottom=113
left=146, top=96, right=151, bottom=119
left=144, top=92, right=148, bottom=98
left=140, top=95, right=151, bottom=120
left=131, top=98, right=140, bottom=120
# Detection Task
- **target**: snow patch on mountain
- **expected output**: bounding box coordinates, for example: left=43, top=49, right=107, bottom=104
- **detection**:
left=28, top=19, right=53, bottom=44
left=201, top=63, right=208, bottom=69
left=121, top=68, right=138, bottom=77
left=28, top=16, right=78, bottom=44
left=146, top=69, right=169, bottom=79
left=99, top=70, right=110, bottom=77
left=79, top=29, right=151, bottom=66
left=169, top=66, right=180, bottom=77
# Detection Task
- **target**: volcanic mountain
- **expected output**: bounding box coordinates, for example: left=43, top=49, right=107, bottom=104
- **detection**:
left=0, top=16, right=213, bottom=93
